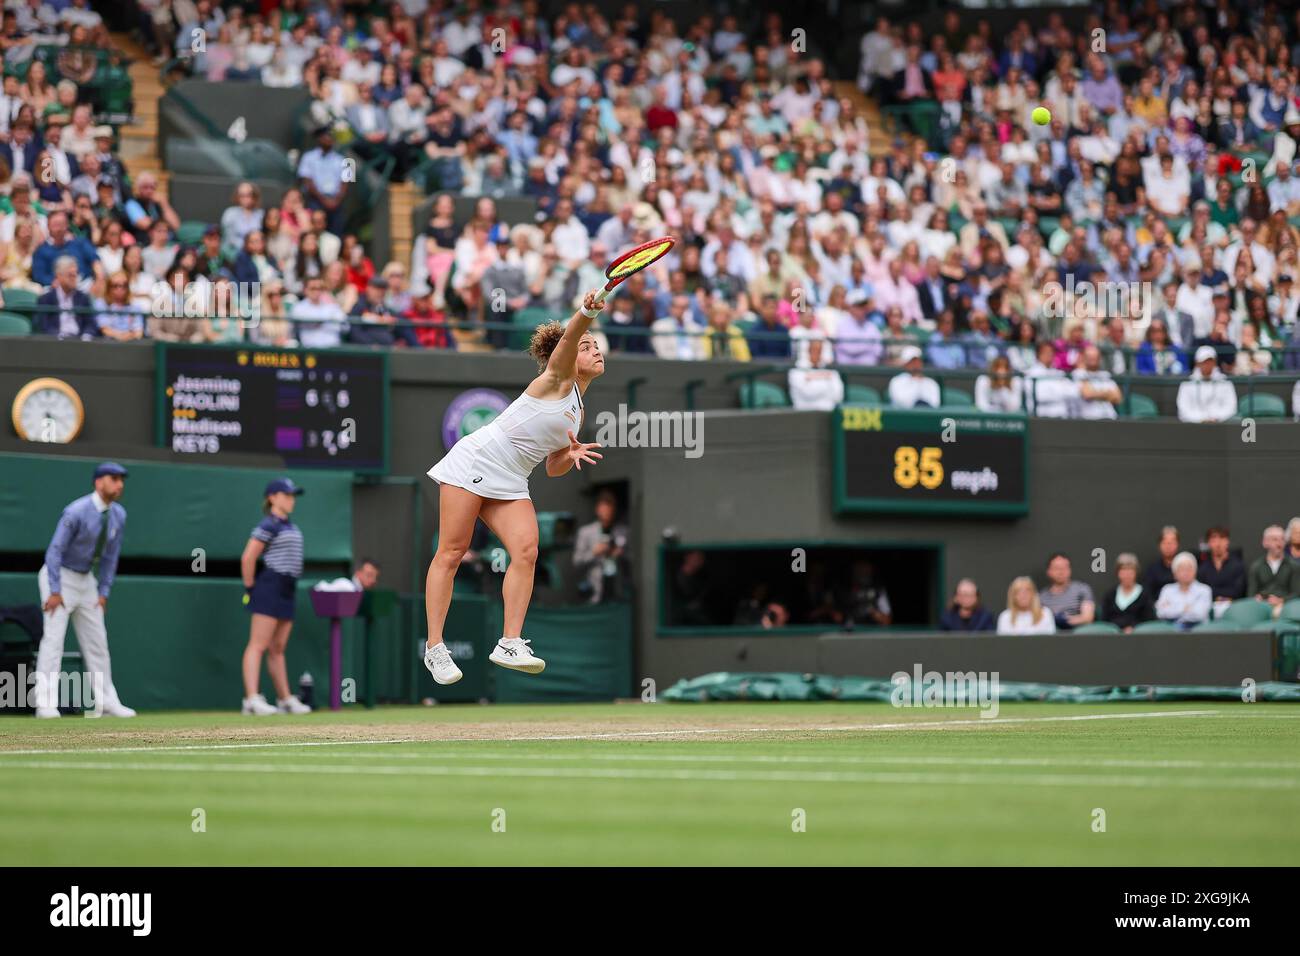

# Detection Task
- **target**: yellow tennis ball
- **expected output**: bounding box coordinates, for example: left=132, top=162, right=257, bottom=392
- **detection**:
left=1032, top=106, right=1052, bottom=126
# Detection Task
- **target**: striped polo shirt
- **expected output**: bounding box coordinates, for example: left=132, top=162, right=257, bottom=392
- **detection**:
left=251, top=515, right=304, bottom=577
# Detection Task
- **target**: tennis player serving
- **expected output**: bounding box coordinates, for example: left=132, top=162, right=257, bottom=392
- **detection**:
left=423, top=236, right=675, bottom=683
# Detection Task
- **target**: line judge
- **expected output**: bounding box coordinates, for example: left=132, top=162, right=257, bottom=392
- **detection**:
left=35, top=461, right=136, bottom=718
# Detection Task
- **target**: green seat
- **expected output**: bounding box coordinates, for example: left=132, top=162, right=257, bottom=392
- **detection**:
left=1123, top=392, right=1159, bottom=418
left=941, top=386, right=974, bottom=407
left=1037, top=216, right=1060, bottom=238
left=511, top=307, right=552, bottom=352
left=1220, top=599, right=1273, bottom=628
left=844, top=383, right=882, bottom=405
left=176, top=220, right=210, bottom=246
left=1279, top=599, right=1300, bottom=623
left=733, top=317, right=757, bottom=337
left=1132, top=620, right=1178, bottom=633
left=0, top=311, right=30, bottom=335
left=1236, top=393, right=1287, bottom=419
left=1073, top=622, right=1121, bottom=634
left=3, top=286, right=37, bottom=316
left=1251, top=619, right=1300, bottom=635
left=738, top=380, right=790, bottom=409
left=1193, top=618, right=1239, bottom=632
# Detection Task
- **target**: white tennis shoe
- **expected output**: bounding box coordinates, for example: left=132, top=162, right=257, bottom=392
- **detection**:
left=277, top=695, right=311, bottom=714
left=34, top=706, right=60, bottom=719
left=424, top=641, right=463, bottom=685
left=242, top=694, right=278, bottom=716
left=489, top=637, right=546, bottom=674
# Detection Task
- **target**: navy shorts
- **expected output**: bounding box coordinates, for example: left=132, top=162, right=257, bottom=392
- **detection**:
left=248, top=569, right=297, bottom=621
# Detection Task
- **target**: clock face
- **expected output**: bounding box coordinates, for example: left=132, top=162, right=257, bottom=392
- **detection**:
left=12, top=378, right=84, bottom=443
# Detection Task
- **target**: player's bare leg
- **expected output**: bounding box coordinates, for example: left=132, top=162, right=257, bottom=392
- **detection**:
left=480, top=497, right=546, bottom=674
left=422, top=484, right=480, bottom=683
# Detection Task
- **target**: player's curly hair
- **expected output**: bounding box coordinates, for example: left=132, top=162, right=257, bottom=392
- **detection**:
left=528, top=321, right=565, bottom=371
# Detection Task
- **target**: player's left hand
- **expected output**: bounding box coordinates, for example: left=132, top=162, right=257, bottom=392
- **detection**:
left=97, top=597, right=107, bottom=610
left=565, top=429, right=603, bottom=471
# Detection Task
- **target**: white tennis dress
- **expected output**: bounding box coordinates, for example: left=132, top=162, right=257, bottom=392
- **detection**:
left=429, top=383, right=584, bottom=500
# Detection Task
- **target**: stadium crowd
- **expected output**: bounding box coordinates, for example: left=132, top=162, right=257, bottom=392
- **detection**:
left=8, top=1, right=1300, bottom=417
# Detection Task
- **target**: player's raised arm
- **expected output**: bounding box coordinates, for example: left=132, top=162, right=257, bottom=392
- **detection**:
left=546, top=289, right=606, bottom=381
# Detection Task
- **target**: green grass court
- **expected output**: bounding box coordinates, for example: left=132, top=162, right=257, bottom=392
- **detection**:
left=1, top=701, right=1296, bottom=866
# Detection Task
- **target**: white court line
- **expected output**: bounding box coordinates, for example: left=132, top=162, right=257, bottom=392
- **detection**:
left=0, top=757, right=1295, bottom=791
left=175, top=751, right=1299, bottom=771
left=0, top=708, right=1224, bottom=757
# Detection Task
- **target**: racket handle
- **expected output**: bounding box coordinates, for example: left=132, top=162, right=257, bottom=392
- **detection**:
left=593, top=286, right=612, bottom=305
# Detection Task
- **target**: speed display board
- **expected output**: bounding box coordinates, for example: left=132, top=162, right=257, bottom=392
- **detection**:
left=832, top=406, right=1028, bottom=517
left=156, top=344, right=389, bottom=473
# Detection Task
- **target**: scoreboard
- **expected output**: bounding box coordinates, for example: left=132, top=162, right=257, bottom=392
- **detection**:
left=832, top=406, right=1028, bottom=517
left=156, top=344, right=389, bottom=473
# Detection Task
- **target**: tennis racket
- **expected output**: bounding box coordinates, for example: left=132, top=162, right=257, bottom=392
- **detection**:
left=592, top=236, right=676, bottom=305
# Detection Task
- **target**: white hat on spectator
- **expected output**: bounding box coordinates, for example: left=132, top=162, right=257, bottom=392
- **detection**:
left=900, top=345, right=923, bottom=365
left=1194, top=345, right=1218, bottom=364
left=846, top=290, right=869, bottom=307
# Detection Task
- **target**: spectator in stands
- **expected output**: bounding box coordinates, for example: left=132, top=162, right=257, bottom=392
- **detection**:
left=1248, top=525, right=1299, bottom=613
left=1099, top=553, right=1156, bottom=633
left=252, top=279, right=295, bottom=348
left=573, top=490, right=629, bottom=605
left=1072, top=345, right=1123, bottom=419
left=1142, top=526, right=1181, bottom=595
left=1177, top=342, right=1239, bottom=422
left=939, top=578, right=995, bottom=632
left=747, top=293, right=792, bottom=360
left=297, top=126, right=350, bottom=235
left=405, top=283, right=455, bottom=351
left=32, top=209, right=98, bottom=288
left=834, top=290, right=883, bottom=366
left=123, top=172, right=179, bottom=243
left=888, top=345, right=941, bottom=408
left=93, top=270, right=143, bottom=342
left=1135, top=318, right=1187, bottom=376
left=1024, top=341, right=1080, bottom=418
left=974, top=355, right=1023, bottom=413
left=788, top=337, right=843, bottom=411
left=291, top=274, right=346, bottom=349
left=1198, top=525, right=1246, bottom=604
left=347, top=275, right=415, bottom=349
left=997, top=576, right=1056, bottom=635
left=700, top=300, right=750, bottom=361
left=34, top=255, right=95, bottom=338
left=1155, top=551, right=1213, bottom=630
left=220, top=181, right=264, bottom=256
left=1039, top=553, right=1096, bottom=631
left=140, top=220, right=177, bottom=281
left=479, top=224, right=527, bottom=349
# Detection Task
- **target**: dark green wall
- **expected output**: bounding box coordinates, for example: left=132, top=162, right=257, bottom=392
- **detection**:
left=4, top=339, right=1299, bottom=692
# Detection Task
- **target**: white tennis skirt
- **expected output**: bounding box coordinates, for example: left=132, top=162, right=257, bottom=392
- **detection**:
left=427, top=427, right=533, bottom=500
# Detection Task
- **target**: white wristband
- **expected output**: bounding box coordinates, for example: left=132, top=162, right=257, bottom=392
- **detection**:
left=581, top=306, right=601, bottom=318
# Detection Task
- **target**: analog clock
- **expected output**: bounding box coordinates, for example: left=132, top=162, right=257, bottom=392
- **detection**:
left=11, top=377, right=85, bottom=443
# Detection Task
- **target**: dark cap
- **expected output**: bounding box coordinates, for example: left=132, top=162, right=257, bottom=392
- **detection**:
left=264, top=477, right=305, bottom=497
left=368, top=275, right=389, bottom=289
left=203, top=224, right=221, bottom=237
left=93, top=461, right=128, bottom=480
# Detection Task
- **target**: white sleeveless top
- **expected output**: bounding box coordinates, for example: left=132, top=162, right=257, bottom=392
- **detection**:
left=487, top=382, right=585, bottom=474
left=428, top=382, right=585, bottom=500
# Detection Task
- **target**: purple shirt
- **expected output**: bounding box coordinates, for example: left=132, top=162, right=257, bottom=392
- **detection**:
left=1080, top=74, right=1123, bottom=114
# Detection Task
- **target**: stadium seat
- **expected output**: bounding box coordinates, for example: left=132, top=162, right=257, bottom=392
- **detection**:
left=1132, top=620, right=1178, bottom=633
left=1073, top=622, right=1121, bottom=634
left=3, top=286, right=38, bottom=317
left=176, top=220, right=211, bottom=246
left=1236, top=393, right=1287, bottom=419
left=0, top=311, right=30, bottom=335
left=941, top=386, right=974, bottom=407
left=1123, top=392, right=1159, bottom=418
left=738, top=380, right=790, bottom=409
left=1193, top=619, right=1239, bottom=632
left=1220, top=599, right=1273, bottom=628
left=511, top=307, right=551, bottom=352
left=1250, top=620, right=1300, bottom=636
left=844, top=383, right=882, bottom=405
left=1279, top=599, right=1300, bottom=623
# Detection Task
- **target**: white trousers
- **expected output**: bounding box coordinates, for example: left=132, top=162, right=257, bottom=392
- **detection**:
left=36, top=565, right=122, bottom=710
